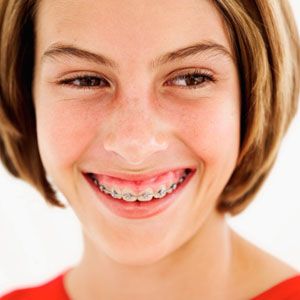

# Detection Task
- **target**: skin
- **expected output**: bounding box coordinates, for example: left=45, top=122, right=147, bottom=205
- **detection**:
left=33, top=0, right=298, bottom=299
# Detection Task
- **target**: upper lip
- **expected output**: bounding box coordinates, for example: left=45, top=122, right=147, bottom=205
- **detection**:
left=84, top=166, right=195, bottom=182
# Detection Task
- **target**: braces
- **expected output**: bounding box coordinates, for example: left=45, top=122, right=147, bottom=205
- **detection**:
left=90, top=169, right=190, bottom=202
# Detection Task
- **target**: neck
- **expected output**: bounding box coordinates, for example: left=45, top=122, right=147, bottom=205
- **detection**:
left=65, top=211, right=236, bottom=300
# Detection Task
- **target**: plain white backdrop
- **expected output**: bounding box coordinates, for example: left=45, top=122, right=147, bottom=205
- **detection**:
left=0, top=0, right=299, bottom=295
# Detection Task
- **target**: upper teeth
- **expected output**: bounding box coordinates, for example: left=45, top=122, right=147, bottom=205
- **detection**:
left=91, top=172, right=188, bottom=202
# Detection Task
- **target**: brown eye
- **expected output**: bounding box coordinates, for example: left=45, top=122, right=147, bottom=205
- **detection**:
left=59, top=75, right=110, bottom=89
left=166, top=71, right=215, bottom=89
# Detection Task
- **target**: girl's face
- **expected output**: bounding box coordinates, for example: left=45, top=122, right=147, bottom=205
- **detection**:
left=33, top=0, right=240, bottom=265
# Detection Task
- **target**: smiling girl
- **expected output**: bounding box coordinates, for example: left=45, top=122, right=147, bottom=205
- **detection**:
left=0, top=0, right=299, bottom=299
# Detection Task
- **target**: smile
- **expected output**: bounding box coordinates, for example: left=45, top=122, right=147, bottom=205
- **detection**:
left=87, top=169, right=191, bottom=202
left=84, top=167, right=195, bottom=219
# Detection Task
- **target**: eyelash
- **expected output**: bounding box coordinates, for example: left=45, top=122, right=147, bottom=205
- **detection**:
left=166, top=69, right=216, bottom=89
left=57, top=69, right=216, bottom=90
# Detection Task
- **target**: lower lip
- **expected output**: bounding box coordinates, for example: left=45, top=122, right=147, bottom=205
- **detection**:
left=84, top=170, right=195, bottom=219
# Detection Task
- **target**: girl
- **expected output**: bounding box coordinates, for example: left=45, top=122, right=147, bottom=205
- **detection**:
left=0, top=0, right=299, bottom=299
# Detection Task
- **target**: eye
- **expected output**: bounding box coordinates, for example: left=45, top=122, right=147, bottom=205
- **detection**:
left=165, top=69, right=216, bottom=89
left=58, top=75, right=110, bottom=89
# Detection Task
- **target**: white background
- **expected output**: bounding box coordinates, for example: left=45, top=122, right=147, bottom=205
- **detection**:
left=0, top=0, right=299, bottom=295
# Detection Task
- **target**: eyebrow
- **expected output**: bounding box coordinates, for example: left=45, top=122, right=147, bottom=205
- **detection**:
left=42, top=41, right=234, bottom=70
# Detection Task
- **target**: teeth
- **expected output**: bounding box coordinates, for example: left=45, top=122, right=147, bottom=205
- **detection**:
left=110, top=186, right=123, bottom=199
left=103, top=187, right=111, bottom=194
left=90, top=169, right=190, bottom=202
left=121, top=188, right=137, bottom=202
left=154, top=185, right=167, bottom=199
left=167, top=183, right=178, bottom=194
left=170, top=183, right=177, bottom=190
left=178, top=177, right=184, bottom=183
left=137, top=188, right=154, bottom=201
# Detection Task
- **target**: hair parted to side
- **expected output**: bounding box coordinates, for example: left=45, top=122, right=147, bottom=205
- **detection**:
left=0, top=0, right=299, bottom=215
left=0, top=0, right=63, bottom=206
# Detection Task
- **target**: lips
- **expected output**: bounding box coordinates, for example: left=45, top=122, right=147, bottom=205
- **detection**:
left=84, top=168, right=196, bottom=219
left=87, top=168, right=190, bottom=195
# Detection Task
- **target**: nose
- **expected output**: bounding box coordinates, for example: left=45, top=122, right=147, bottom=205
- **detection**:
left=103, top=97, right=169, bottom=166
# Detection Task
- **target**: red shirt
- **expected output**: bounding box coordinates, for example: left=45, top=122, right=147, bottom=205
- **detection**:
left=252, top=275, right=300, bottom=300
left=0, top=271, right=70, bottom=300
left=1, top=272, right=300, bottom=299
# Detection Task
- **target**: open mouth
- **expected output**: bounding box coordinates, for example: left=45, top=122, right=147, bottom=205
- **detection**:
left=86, top=168, right=192, bottom=202
left=84, top=168, right=195, bottom=219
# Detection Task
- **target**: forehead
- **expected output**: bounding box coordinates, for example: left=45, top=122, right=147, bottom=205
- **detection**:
left=35, top=0, right=233, bottom=66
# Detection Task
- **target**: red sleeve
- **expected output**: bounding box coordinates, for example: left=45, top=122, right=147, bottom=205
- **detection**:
left=0, top=271, right=70, bottom=300
left=252, top=275, right=300, bottom=300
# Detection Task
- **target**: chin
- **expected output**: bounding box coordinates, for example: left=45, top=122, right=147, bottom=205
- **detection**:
left=84, top=228, right=176, bottom=267
left=104, top=244, right=173, bottom=267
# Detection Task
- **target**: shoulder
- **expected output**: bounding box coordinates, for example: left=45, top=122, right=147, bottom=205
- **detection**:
left=252, top=275, right=300, bottom=299
left=0, top=271, right=70, bottom=300
left=230, top=229, right=300, bottom=299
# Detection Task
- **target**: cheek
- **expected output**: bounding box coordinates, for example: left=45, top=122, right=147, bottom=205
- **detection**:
left=174, top=100, right=240, bottom=167
left=36, top=100, right=104, bottom=170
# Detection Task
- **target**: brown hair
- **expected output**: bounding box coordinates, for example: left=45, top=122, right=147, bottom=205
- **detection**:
left=0, top=0, right=299, bottom=215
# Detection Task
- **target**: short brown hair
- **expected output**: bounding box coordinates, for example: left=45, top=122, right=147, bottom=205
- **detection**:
left=0, top=0, right=299, bottom=215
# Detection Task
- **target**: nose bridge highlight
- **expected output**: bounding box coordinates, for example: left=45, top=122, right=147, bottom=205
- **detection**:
left=103, top=99, right=168, bottom=165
